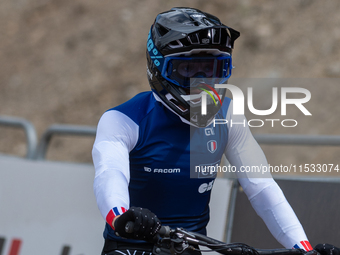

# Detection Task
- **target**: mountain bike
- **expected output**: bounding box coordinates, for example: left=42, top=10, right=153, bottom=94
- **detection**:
left=125, top=222, right=319, bottom=255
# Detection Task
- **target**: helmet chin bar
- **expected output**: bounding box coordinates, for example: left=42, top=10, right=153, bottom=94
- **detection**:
left=153, top=76, right=226, bottom=128
left=165, top=93, right=221, bottom=128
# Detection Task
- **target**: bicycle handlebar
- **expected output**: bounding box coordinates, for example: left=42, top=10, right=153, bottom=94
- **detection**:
left=124, top=222, right=315, bottom=255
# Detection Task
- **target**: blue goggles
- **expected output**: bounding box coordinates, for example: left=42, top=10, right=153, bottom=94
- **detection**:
left=161, top=55, right=232, bottom=88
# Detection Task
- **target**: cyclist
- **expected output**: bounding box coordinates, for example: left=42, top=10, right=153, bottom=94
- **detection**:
left=93, top=7, right=318, bottom=255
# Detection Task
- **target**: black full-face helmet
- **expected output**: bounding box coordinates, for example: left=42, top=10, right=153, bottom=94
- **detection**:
left=146, top=7, right=240, bottom=128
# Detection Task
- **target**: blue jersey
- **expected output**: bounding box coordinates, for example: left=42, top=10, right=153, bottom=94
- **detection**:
left=98, top=91, right=230, bottom=240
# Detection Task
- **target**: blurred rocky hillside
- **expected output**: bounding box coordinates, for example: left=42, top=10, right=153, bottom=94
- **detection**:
left=1, top=0, right=340, bottom=170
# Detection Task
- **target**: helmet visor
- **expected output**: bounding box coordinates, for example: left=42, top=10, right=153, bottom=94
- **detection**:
left=162, top=55, right=232, bottom=88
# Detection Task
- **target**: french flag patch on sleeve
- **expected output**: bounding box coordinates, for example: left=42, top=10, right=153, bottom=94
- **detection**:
left=106, top=206, right=127, bottom=229
left=293, top=241, right=313, bottom=251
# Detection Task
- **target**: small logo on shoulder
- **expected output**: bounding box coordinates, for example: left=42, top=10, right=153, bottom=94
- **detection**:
left=204, top=128, right=215, bottom=136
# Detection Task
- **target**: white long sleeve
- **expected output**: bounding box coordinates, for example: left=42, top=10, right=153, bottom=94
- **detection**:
left=224, top=102, right=309, bottom=249
left=92, top=110, right=138, bottom=220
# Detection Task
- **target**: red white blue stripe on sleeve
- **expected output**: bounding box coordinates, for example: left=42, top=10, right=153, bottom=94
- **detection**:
left=293, top=241, right=313, bottom=251
left=106, top=206, right=127, bottom=229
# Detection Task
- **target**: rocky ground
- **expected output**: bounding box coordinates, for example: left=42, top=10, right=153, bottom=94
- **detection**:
left=1, top=0, right=340, bottom=176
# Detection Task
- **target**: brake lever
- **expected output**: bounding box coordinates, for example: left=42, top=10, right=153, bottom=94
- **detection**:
left=175, top=228, right=197, bottom=239
left=153, top=236, right=190, bottom=255
left=153, top=227, right=198, bottom=255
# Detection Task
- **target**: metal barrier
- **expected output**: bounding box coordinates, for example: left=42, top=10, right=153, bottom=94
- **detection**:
left=0, top=116, right=38, bottom=159
left=254, top=133, right=340, bottom=146
left=2, top=116, right=340, bottom=160
left=33, top=124, right=340, bottom=160
left=34, top=124, right=96, bottom=160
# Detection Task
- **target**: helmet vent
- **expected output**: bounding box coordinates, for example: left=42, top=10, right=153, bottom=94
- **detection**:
left=165, top=93, right=188, bottom=112
left=202, top=18, right=215, bottom=27
left=188, top=34, right=199, bottom=44
left=155, top=23, right=170, bottom=36
left=170, top=99, right=188, bottom=112
left=188, top=17, right=200, bottom=26
left=168, top=40, right=183, bottom=49
left=212, top=28, right=221, bottom=44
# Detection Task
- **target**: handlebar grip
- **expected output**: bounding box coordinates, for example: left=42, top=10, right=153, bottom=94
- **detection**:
left=158, top=225, right=171, bottom=237
left=125, top=221, right=170, bottom=237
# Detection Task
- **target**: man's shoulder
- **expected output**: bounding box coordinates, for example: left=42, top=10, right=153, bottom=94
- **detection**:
left=107, top=91, right=156, bottom=125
